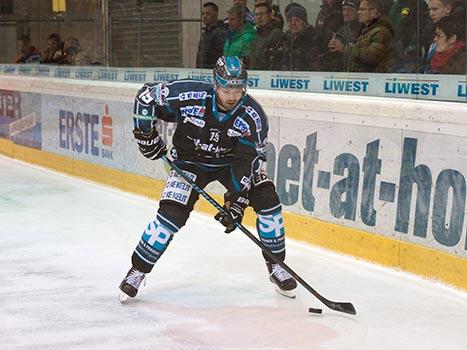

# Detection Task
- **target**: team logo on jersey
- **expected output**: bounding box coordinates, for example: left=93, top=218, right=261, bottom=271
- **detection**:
left=245, top=106, right=262, bottom=131
left=179, top=91, right=207, bottom=101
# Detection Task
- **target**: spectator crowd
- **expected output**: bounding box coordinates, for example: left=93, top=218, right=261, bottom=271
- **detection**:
left=13, top=0, right=465, bottom=75
left=14, top=33, right=93, bottom=66
left=196, top=0, right=466, bottom=74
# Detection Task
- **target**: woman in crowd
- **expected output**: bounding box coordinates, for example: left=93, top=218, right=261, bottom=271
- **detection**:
left=428, top=15, right=465, bottom=74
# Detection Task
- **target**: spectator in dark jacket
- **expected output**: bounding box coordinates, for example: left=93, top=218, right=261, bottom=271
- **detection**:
left=328, top=0, right=394, bottom=72
left=249, top=2, right=283, bottom=70
left=42, top=33, right=63, bottom=64
left=281, top=3, right=316, bottom=71
left=314, top=0, right=344, bottom=68
left=196, top=2, right=228, bottom=68
left=255, top=0, right=284, bottom=30
left=14, top=35, right=42, bottom=64
left=321, top=0, right=362, bottom=71
left=390, top=0, right=433, bottom=72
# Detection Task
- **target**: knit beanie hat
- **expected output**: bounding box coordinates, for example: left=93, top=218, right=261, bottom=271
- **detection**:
left=285, top=3, right=308, bottom=23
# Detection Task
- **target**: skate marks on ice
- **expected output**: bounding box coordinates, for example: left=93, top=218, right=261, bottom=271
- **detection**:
left=133, top=300, right=337, bottom=350
left=1, top=156, right=467, bottom=350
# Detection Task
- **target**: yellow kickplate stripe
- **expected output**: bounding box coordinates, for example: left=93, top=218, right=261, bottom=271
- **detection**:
left=1, top=140, right=466, bottom=291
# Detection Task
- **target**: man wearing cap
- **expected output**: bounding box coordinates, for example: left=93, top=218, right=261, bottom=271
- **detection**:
left=281, top=2, right=316, bottom=71
left=337, top=0, right=363, bottom=45
left=328, top=0, right=394, bottom=72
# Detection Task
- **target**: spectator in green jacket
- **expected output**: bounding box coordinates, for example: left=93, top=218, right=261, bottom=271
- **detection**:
left=328, top=0, right=394, bottom=72
left=249, top=2, right=283, bottom=70
left=223, top=5, right=257, bottom=63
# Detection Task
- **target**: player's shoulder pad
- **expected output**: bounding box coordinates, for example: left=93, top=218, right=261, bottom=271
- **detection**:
left=135, top=83, right=169, bottom=106
left=241, top=95, right=267, bottom=132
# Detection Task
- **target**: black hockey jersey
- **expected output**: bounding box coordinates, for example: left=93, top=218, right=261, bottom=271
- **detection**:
left=133, top=79, right=269, bottom=193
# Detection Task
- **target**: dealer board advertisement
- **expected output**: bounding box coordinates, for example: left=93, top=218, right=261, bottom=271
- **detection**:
left=40, top=93, right=171, bottom=181
left=264, top=115, right=467, bottom=258
left=0, top=89, right=42, bottom=149
left=4, top=87, right=466, bottom=259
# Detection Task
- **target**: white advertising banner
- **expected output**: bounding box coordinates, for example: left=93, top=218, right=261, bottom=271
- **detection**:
left=2, top=65, right=465, bottom=102
left=264, top=115, right=467, bottom=258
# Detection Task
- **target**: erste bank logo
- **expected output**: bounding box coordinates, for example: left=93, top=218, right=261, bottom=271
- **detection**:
left=59, top=104, right=114, bottom=159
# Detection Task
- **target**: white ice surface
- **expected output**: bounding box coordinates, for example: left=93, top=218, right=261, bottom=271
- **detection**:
left=1, top=155, right=466, bottom=350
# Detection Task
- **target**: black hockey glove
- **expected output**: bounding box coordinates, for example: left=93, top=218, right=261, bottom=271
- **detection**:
left=133, top=128, right=167, bottom=160
left=215, top=191, right=249, bottom=233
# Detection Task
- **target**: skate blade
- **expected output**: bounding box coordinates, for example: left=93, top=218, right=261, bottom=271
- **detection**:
left=274, top=285, right=296, bottom=299
left=119, top=290, right=132, bottom=304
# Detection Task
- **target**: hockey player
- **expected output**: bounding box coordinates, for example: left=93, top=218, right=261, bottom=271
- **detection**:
left=119, top=56, right=297, bottom=301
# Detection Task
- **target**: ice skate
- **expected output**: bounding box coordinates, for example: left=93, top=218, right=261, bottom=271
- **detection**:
left=119, top=267, right=145, bottom=303
left=268, top=263, right=297, bottom=299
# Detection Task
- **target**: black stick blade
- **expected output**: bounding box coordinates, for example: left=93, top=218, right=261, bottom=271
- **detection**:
left=327, top=301, right=357, bottom=315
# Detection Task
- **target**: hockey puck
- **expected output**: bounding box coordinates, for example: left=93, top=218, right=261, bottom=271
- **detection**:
left=308, top=307, right=323, bottom=314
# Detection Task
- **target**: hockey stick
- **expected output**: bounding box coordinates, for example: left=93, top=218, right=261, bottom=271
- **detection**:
left=162, top=155, right=356, bottom=315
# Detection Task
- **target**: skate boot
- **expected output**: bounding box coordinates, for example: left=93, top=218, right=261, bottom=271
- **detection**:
left=119, top=267, right=145, bottom=303
left=268, top=263, right=297, bottom=298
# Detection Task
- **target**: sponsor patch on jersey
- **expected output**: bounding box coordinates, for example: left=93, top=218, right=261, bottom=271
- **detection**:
left=183, top=116, right=206, bottom=128
left=227, top=128, right=243, bottom=137
left=233, top=117, right=251, bottom=136
left=179, top=91, right=207, bottom=101
left=154, top=84, right=169, bottom=105
left=193, top=138, right=229, bottom=155
left=245, top=106, right=262, bottom=131
left=180, top=105, right=206, bottom=118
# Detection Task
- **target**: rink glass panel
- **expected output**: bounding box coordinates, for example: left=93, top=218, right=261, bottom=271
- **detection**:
left=0, top=0, right=465, bottom=101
